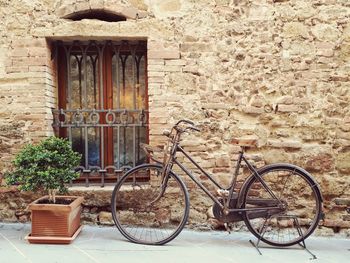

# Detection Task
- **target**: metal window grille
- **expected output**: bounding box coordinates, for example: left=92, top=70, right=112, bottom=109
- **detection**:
left=52, top=40, right=148, bottom=187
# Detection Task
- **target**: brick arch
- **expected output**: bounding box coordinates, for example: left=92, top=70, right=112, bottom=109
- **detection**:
left=56, top=0, right=148, bottom=20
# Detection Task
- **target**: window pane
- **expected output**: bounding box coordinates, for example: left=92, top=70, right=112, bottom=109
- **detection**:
left=136, top=54, right=147, bottom=110
left=70, top=54, right=83, bottom=109
left=118, top=126, right=133, bottom=167
left=86, top=53, right=99, bottom=109
left=88, top=127, right=100, bottom=167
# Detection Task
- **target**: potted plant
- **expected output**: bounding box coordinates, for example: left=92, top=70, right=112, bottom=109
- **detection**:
left=5, top=136, right=83, bottom=244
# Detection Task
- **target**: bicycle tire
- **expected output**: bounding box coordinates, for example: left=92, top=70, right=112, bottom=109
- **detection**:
left=241, top=163, right=322, bottom=247
left=111, top=164, right=190, bottom=245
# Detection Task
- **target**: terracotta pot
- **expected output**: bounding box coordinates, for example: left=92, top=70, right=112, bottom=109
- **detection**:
left=25, top=195, right=84, bottom=244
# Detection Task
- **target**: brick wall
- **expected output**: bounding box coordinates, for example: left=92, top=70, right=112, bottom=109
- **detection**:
left=0, top=0, right=349, bottom=235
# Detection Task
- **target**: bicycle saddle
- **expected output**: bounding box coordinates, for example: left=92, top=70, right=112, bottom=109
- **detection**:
left=231, top=137, right=258, bottom=148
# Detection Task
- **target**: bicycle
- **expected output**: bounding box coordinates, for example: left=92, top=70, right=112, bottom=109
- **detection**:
left=111, top=120, right=323, bottom=246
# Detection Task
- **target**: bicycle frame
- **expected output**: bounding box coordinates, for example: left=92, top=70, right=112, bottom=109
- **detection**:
left=171, top=145, right=282, bottom=214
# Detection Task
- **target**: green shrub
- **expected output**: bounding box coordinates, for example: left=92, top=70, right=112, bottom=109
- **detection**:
left=5, top=136, right=81, bottom=203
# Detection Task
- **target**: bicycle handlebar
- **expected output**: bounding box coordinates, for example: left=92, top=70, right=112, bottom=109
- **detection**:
left=175, top=119, right=195, bottom=126
left=186, top=126, right=200, bottom=132
left=173, top=119, right=200, bottom=134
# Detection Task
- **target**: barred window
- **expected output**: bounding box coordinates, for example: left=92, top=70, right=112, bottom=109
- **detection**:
left=53, top=40, right=148, bottom=185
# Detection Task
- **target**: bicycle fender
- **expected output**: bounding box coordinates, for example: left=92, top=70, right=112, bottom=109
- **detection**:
left=237, top=163, right=323, bottom=208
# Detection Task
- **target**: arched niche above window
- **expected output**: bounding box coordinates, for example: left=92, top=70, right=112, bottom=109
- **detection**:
left=56, top=2, right=148, bottom=21
left=64, top=9, right=127, bottom=22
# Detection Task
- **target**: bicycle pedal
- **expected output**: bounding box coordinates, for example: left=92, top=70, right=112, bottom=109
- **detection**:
left=217, top=189, right=229, bottom=197
left=224, top=223, right=231, bottom=234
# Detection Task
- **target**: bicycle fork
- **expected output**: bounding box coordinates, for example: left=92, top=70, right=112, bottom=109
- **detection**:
left=150, top=162, right=173, bottom=205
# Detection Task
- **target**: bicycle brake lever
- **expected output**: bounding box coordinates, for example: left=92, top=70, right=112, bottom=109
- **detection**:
left=191, top=126, right=201, bottom=132
left=162, top=130, right=171, bottom=137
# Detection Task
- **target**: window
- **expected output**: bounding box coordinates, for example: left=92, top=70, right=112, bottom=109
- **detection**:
left=53, top=40, right=148, bottom=185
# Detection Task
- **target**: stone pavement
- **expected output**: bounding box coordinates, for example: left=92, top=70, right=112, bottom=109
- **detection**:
left=0, top=223, right=349, bottom=263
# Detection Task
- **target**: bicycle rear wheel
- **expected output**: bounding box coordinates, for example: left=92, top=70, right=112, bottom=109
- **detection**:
left=242, top=164, right=322, bottom=247
left=111, top=164, right=189, bottom=245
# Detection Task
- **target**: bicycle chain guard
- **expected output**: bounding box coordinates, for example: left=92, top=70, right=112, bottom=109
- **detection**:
left=213, top=193, right=285, bottom=223
left=212, top=193, right=244, bottom=223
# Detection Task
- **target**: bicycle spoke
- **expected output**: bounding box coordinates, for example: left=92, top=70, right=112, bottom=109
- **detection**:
left=278, top=170, right=293, bottom=200
left=111, top=164, right=189, bottom=245
left=243, top=165, right=321, bottom=247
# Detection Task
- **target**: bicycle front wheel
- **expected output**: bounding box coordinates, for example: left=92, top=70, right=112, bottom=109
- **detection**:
left=111, top=164, right=190, bottom=245
left=242, top=164, right=322, bottom=247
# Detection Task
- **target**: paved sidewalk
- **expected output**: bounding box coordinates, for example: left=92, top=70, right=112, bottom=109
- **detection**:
left=0, top=223, right=349, bottom=263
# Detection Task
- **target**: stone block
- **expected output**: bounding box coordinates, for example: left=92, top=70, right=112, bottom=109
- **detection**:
left=283, top=22, right=309, bottom=39
left=82, top=212, right=98, bottom=224
left=75, top=2, right=90, bottom=13
left=56, top=3, right=75, bottom=18
left=121, top=7, right=139, bottom=19
left=182, top=66, right=199, bottom=75
left=334, top=198, right=350, bottom=206
left=164, top=65, right=182, bottom=72
left=165, top=59, right=186, bottom=66
left=103, top=1, right=124, bottom=13
left=339, top=43, right=350, bottom=61
left=28, top=57, right=49, bottom=66
left=289, top=42, right=315, bottom=56
left=202, top=103, right=230, bottom=110
left=148, top=71, right=165, bottom=77
left=29, top=47, right=48, bottom=57
left=89, top=0, right=104, bottom=10
left=148, top=64, right=164, bottom=71
left=337, top=130, right=350, bottom=140
left=250, top=94, right=265, bottom=108
left=294, top=2, right=316, bottom=19
left=149, top=116, right=167, bottom=124
left=10, top=48, right=29, bottom=57
left=242, top=106, right=264, bottom=115
left=6, top=67, right=29, bottom=73
left=231, top=136, right=258, bottom=148
left=305, top=153, right=334, bottom=172
left=98, top=211, right=114, bottom=225
left=148, top=50, right=180, bottom=59
left=343, top=215, right=350, bottom=221
left=148, top=59, right=165, bottom=65
left=248, top=5, right=274, bottom=21
left=312, top=24, right=340, bottom=42
left=137, top=11, right=148, bottom=18
left=180, top=43, right=212, bottom=53
left=29, top=66, right=49, bottom=72
left=316, top=42, right=335, bottom=57
left=343, top=24, right=350, bottom=42
left=156, top=0, right=181, bottom=13
left=323, top=219, right=350, bottom=228
left=267, top=139, right=302, bottom=149
left=215, top=157, right=230, bottom=167
left=148, top=76, right=165, bottom=83
left=335, top=152, right=350, bottom=173
left=314, top=227, right=334, bottom=236
left=277, top=104, right=300, bottom=113
left=215, top=0, right=230, bottom=6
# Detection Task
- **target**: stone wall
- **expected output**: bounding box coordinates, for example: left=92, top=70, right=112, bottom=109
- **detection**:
left=0, top=187, right=215, bottom=231
left=0, top=0, right=350, bottom=234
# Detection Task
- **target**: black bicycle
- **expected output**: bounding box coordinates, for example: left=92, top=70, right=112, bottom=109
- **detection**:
left=111, top=120, right=323, bottom=246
